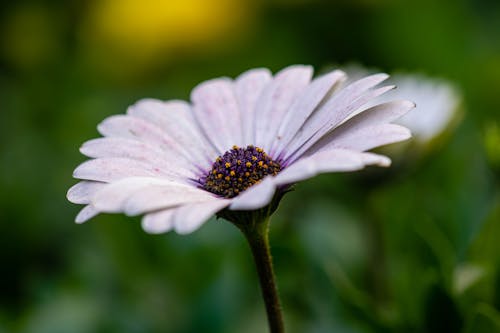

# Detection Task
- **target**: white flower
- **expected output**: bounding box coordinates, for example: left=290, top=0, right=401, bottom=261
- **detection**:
left=67, top=65, right=414, bottom=234
left=344, top=65, right=460, bottom=144
left=380, top=74, right=460, bottom=144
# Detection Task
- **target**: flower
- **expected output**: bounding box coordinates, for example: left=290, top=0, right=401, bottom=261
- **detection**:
left=344, top=65, right=461, bottom=145
left=67, top=65, right=414, bottom=234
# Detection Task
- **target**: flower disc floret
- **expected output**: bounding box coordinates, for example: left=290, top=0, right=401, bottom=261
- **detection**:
left=202, top=145, right=282, bottom=198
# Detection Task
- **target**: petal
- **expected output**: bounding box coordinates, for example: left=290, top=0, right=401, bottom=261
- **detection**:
left=274, top=149, right=390, bottom=186
left=122, top=184, right=216, bottom=216
left=90, top=176, right=210, bottom=215
left=315, top=123, right=412, bottom=152
left=97, top=115, right=193, bottom=166
left=73, top=158, right=172, bottom=182
left=90, top=177, right=178, bottom=213
left=80, top=138, right=196, bottom=178
left=75, top=205, right=99, bottom=224
left=254, top=65, right=313, bottom=151
left=229, top=177, right=276, bottom=210
left=191, top=77, right=242, bottom=153
left=283, top=74, right=391, bottom=162
left=127, top=99, right=217, bottom=167
left=272, top=69, right=346, bottom=157
left=235, top=68, right=273, bottom=146
left=141, top=199, right=230, bottom=234
left=305, top=100, right=415, bottom=155
left=173, top=199, right=230, bottom=234
left=67, top=181, right=105, bottom=204
left=142, top=209, right=176, bottom=234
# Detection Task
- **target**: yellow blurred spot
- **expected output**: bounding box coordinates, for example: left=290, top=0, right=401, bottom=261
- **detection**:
left=80, top=0, right=255, bottom=77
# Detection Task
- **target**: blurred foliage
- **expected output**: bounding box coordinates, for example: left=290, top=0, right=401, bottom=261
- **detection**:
left=0, top=0, right=499, bottom=332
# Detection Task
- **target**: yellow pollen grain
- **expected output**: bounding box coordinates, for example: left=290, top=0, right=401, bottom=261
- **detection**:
left=232, top=145, right=239, bottom=150
left=263, top=164, right=268, bottom=169
left=251, top=156, right=257, bottom=161
left=244, top=172, right=250, bottom=177
left=237, top=160, right=241, bottom=165
left=245, top=162, right=252, bottom=168
left=225, top=162, right=231, bottom=168
left=238, top=178, right=243, bottom=182
left=225, top=176, right=230, bottom=181
left=258, top=161, right=263, bottom=167
left=217, top=173, right=223, bottom=179
left=230, top=170, right=236, bottom=176
left=212, top=170, right=217, bottom=174
left=256, top=147, right=263, bottom=153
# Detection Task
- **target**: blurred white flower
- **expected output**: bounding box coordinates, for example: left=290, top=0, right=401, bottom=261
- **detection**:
left=345, top=65, right=461, bottom=145
left=67, top=65, right=414, bottom=234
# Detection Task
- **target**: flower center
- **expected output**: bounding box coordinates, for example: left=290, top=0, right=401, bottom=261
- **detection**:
left=202, top=145, right=282, bottom=198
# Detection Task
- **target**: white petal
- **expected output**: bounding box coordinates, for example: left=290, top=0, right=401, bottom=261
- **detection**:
left=75, top=205, right=99, bottom=224
left=97, top=115, right=193, bottom=166
left=305, top=100, right=415, bottom=155
left=274, top=149, right=390, bottom=186
left=191, top=77, right=242, bottom=153
left=229, top=177, right=276, bottom=210
left=254, top=65, right=313, bottom=151
left=73, top=158, right=171, bottom=182
left=272, top=69, right=346, bottom=157
left=235, top=68, right=273, bottom=146
left=316, top=123, right=412, bottom=152
left=142, top=209, right=176, bottom=234
left=122, top=184, right=216, bottom=216
left=283, top=74, right=390, bottom=162
left=90, top=177, right=207, bottom=215
left=141, top=199, right=230, bottom=234
left=67, top=181, right=105, bottom=204
left=80, top=138, right=195, bottom=179
left=127, top=99, right=216, bottom=167
left=173, top=199, right=230, bottom=234
left=90, top=177, right=178, bottom=213
left=360, top=152, right=392, bottom=167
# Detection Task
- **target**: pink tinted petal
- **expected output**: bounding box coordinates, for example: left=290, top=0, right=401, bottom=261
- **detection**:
left=336, top=100, right=415, bottom=134
left=283, top=74, right=390, bottom=162
left=90, top=177, right=178, bottom=213
left=235, top=68, right=273, bottom=146
left=254, top=65, right=313, bottom=151
left=191, top=77, right=242, bottom=153
left=127, top=99, right=216, bottom=167
left=360, top=152, right=392, bottom=167
left=229, top=177, right=276, bottom=210
left=67, top=181, right=105, bottom=204
left=274, top=149, right=390, bottom=186
left=80, top=138, right=195, bottom=179
left=142, top=209, right=176, bottom=234
left=97, top=115, right=193, bottom=165
left=73, top=158, right=170, bottom=182
left=75, top=205, right=99, bottom=224
left=304, top=101, right=414, bottom=155
left=272, top=70, right=346, bottom=157
left=173, top=199, right=231, bottom=234
left=123, top=184, right=216, bottom=216
left=315, top=123, right=412, bottom=152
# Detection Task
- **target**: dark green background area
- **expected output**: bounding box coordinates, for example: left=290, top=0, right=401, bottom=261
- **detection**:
left=1, top=0, right=499, bottom=332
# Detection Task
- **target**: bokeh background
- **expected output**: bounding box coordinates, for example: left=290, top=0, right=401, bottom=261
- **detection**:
left=1, top=0, right=500, bottom=332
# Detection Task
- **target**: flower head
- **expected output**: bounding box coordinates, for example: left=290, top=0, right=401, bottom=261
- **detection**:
left=67, top=65, right=414, bottom=234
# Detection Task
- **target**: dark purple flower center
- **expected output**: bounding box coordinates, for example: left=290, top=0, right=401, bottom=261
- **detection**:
left=202, top=145, right=282, bottom=198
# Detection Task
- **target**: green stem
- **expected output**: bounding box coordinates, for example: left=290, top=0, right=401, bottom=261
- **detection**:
left=238, top=218, right=285, bottom=333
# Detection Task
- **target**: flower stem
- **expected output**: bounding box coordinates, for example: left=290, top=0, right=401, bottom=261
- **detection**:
left=238, top=217, right=285, bottom=333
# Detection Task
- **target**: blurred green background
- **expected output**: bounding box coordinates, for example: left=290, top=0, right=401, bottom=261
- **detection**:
left=1, top=0, right=500, bottom=332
